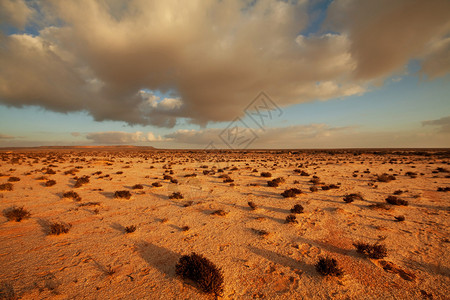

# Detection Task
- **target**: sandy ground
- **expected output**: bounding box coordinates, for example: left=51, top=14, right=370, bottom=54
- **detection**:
left=0, top=149, right=449, bottom=299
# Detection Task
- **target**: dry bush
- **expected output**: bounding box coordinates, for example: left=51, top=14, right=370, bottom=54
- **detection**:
left=267, top=177, right=285, bottom=187
left=74, top=175, right=90, bottom=188
left=181, top=225, right=190, bottom=231
left=394, top=215, right=405, bottom=222
left=260, top=172, right=272, bottom=178
left=45, top=180, right=56, bottom=187
left=132, top=184, right=144, bottom=189
left=125, top=225, right=136, bottom=233
left=309, top=186, right=318, bottom=192
left=49, top=222, right=71, bottom=235
left=169, top=192, right=184, bottom=199
left=183, top=201, right=194, bottom=207
left=45, top=168, right=56, bottom=175
left=343, top=193, right=364, bottom=203
left=0, top=183, right=13, bottom=191
left=223, top=177, right=234, bottom=183
left=315, top=257, right=343, bottom=277
left=4, top=206, right=31, bottom=222
left=152, top=182, right=162, bottom=187
left=285, top=214, right=298, bottom=224
left=309, top=176, right=321, bottom=184
left=353, top=242, right=387, bottom=259
left=385, top=195, right=408, bottom=206
left=248, top=201, right=257, bottom=210
left=377, top=173, right=396, bottom=182
left=62, top=191, right=81, bottom=201
left=114, top=190, right=132, bottom=199
left=437, top=187, right=450, bottom=192
left=7, top=177, right=20, bottom=182
left=281, top=188, right=302, bottom=198
left=211, top=209, right=227, bottom=216
left=290, top=204, right=304, bottom=214
left=176, top=252, right=224, bottom=297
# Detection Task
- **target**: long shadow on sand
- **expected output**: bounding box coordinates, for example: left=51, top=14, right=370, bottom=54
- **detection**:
left=248, top=246, right=316, bottom=276
left=134, top=241, right=181, bottom=277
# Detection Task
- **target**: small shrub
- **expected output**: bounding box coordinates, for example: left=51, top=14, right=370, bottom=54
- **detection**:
left=285, top=214, right=298, bottom=224
left=223, top=177, right=234, bottom=183
left=114, top=190, right=132, bottom=199
left=62, top=191, right=81, bottom=201
left=46, top=168, right=56, bottom=175
left=7, top=177, right=20, bottom=182
left=152, top=182, right=162, bottom=187
left=211, top=209, right=227, bottom=216
left=181, top=225, right=190, bottom=231
left=394, top=215, right=405, bottom=222
left=179, top=200, right=192, bottom=208
left=290, top=204, right=304, bottom=214
left=309, top=186, right=318, bottom=192
left=309, top=177, right=321, bottom=184
left=132, top=184, right=144, bottom=189
left=353, top=242, right=387, bottom=259
left=169, top=192, right=184, bottom=199
left=267, top=177, right=285, bottom=187
left=49, top=222, right=71, bottom=235
left=281, top=188, right=302, bottom=198
left=74, top=175, right=90, bottom=188
left=377, top=174, right=396, bottom=182
left=248, top=201, right=257, bottom=210
left=437, top=187, right=450, bottom=192
left=125, top=225, right=136, bottom=233
left=252, top=228, right=269, bottom=237
left=176, top=252, right=224, bottom=296
left=45, top=180, right=56, bottom=187
left=393, top=190, right=404, bottom=195
left=4, top=206, right=31, bottom=222
left=260, top=172, right=272, bottom=178
left=0, top=183, right=13, bottom=191
left=385, top=195, right=408, bottom=206
left=343, top=193, right=363, bottom=203
left=315, top=256, right=343, bottom=277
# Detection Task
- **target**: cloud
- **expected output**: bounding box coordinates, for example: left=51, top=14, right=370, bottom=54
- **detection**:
left=0, top=0, right=449, bottom=127
left=85, top=131, right=164, bottom=144
left=0, top=133, right=15, bottom=139
left=165, top=124, right=355, bottom=148
left=0, top=0, right=33, bottom=29
left=422, top=116, right=450, bottom=133
left=325, top=0, right=450, bottom=80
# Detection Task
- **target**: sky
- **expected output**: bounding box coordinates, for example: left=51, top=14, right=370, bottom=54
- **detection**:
left=0, top=0, right=449, bottom=149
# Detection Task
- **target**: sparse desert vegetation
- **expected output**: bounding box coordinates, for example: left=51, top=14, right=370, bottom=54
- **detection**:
left=0, top=148, right=448, bottom=299
left=176, top=252, right=224, bottom=296
left=4, top=206, right=31, bottom=222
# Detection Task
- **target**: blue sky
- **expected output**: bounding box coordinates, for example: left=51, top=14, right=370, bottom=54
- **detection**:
left=0, top=0, right=449, bottom=148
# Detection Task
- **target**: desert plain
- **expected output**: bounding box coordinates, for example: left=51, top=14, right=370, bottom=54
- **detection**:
left=0, top=147, right=449, bottom=299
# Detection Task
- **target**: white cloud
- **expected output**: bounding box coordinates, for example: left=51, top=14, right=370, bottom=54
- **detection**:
left=0, top=0, right=448, bottom=128
left=85, top=131, right=165, bottom=144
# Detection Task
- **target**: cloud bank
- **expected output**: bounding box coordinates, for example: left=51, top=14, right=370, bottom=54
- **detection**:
left=0, top=0, right=449, bottom=128
left=86, top=131, right=163, bottom=144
